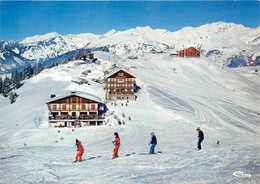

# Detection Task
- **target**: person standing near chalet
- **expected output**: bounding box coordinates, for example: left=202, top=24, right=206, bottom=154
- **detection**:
left=196, top=127, right=204, bottom=150
left=112, top=132, right=120, bottom=158
left=149, top=132, right=157, bottom=154
left=75, top=139, right=84, bottom=162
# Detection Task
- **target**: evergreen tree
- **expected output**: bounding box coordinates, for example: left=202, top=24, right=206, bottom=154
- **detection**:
left=33, top=63, right=44, bottom=75
left=23, top=64, right=34, bottom=79
left=11, top=69, right=22, bottom=90
left=0, top=77, right=3, bottom=94
left=9, top=91, right=18, bottom=104
left=3, top=76, right=11, bottom=97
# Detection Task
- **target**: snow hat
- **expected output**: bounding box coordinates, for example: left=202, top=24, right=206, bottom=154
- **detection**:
left=114, top=132, right=118, bottom=136
left=196, top=127, right=200, bottom=131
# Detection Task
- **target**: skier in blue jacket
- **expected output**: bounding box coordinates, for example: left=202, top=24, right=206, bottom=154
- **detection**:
left=149, top=132, right=157, bottom=154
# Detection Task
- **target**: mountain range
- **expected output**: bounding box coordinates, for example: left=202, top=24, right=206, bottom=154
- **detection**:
left=1, top=21, right=259, bottom=74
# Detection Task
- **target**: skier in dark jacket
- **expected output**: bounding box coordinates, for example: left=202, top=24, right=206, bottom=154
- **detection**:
left=196, top=127, right=204, bottom=150
left=149, top=132, right=157, bottom=154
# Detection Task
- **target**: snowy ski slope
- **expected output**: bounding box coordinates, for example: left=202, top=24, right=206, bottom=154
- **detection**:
left=0, top=51, right=259, bottom=184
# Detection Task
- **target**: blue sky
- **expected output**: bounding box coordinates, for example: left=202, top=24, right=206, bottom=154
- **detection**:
left=0, top=1, right=259, bottom=41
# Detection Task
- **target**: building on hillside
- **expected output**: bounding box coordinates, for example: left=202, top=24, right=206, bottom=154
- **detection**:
left=105, top=68, right=136, bottom=101
left=47, top=91, right=105, bottom=127
left=170, top=51, right=178, bottom=57
left=80, top=53, right=94, bottom=60
left=178, top=47, right=200, bottom=58
left=80, top=53, right=97, bottom=63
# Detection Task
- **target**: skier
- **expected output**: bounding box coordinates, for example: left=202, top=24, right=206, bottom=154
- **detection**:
left=196, top=127, right=204, bottom=150
left=75, top=139, right=84, bottom=162
left=149, top=132, right=157, bottom=154
left=112, top=132, right=120, bottom=158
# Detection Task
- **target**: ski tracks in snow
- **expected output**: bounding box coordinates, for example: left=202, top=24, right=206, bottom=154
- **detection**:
left=147, top=85, right=208, bottom=124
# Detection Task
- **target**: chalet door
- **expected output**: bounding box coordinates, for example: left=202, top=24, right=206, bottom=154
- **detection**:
left=72, top=112, right=76, bottom=117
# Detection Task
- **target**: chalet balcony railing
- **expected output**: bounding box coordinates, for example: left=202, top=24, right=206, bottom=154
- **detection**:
left=109, top=91, right=135, bottom=95
left=50, top=107, right=97, bottom=111
left=106, top=86, right=134, bottom=90
left=106, top=81, right=136, bottom=84
left=49, top=115, right=105, bottom=121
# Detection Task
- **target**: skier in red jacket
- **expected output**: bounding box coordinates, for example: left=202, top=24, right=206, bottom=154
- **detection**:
left=113, top=132, right=120, bottom=158
left=75, top=139, right=84, bottom=162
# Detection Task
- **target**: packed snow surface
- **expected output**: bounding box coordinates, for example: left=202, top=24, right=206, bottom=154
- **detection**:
left=0, top=52, right=259, bottom=184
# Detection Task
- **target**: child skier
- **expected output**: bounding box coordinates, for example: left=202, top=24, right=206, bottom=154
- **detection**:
left=149, top=132, right=157, bottom=154
left=75, top=139, right=84, bottom=162
left=113, top=132, right=120, bottom=158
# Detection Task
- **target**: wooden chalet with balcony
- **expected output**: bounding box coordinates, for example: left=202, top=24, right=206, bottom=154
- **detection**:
left=105, top=68, right=136, bottom=101
left=178, top=47, right=200, bottom=58
left=47, top=92, right=104, bottom=127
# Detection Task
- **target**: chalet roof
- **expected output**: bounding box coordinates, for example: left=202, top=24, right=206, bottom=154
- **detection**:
left=46, top=91, right=102, bottom=104
left=177, top=47, right=199, bottom=51
left=105, top=68, right=136, bottom=79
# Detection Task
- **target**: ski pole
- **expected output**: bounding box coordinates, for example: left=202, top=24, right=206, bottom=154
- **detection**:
left=119, top=148, right=127, bottom=154
left=155, top=146, right=161, bottom=150
left=155, top=146, right=161, bottom=151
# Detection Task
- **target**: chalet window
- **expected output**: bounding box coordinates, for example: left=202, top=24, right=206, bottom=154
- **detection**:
left=82, top=99, right=90, bottom=103
left=52, top=104, right=57, bottom=110
left=72, top=97, right=77, bottom=103
left=51, top=112, right=58, bottom=117
left=91, top=104, right=96, bottom=110
left=62, top=105, right=66, bottom=110
left=118, top=73, right=124, bottom=77
left=114, top=78, right=116, bottom=82
left=72, top=104, right=77, bottom=110
left=89, top=112, right=97, bottom=115
left=118, top=79, right=124, bottom=83
left=82, top=104, right=86, bottom=110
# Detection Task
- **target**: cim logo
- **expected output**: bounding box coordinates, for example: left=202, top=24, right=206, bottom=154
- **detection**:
left=233, top=171, right=251, bottom=178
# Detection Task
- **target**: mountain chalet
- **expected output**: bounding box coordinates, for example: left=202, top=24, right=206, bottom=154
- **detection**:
left=105, top=69, right=136, bottom=101
left=47, top=92, right=105, bottom=127
left=178, top=47, right=200, bottom=58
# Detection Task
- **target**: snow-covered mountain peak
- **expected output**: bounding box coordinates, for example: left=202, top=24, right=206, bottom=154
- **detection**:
left=102, top=29, right=117, bottom=38
left=0, top=22, right=259, bottom=74
left=20, top=32, right=59, bottom=45
left=134, top=25, right=153, bottom=32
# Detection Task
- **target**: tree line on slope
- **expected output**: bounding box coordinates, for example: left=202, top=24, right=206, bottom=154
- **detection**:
left=0, top=47, right=109, bottom=104
left=0, top=63, right=44, bottom=103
